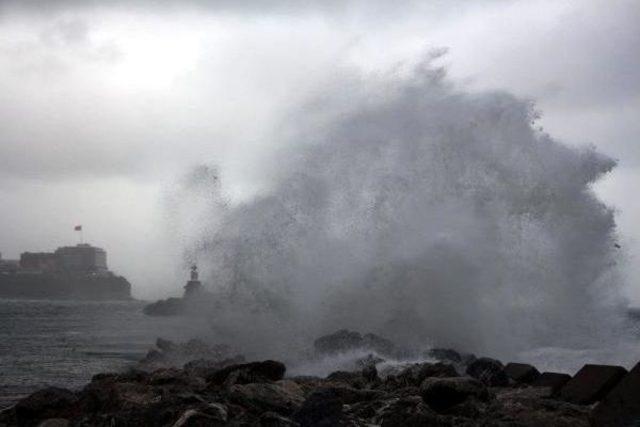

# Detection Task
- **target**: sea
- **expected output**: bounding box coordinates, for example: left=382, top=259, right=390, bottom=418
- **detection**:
left=0, top=299, right=207, bottom=409
left=2, top=298, right=640, bottom=410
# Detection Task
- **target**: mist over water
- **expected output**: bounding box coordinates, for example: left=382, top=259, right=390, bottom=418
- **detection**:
left=178, top=60, right=628, bottom=365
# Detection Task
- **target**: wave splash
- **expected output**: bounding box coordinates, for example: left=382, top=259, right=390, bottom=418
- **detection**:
left=179, top=59, right=625, bottom=362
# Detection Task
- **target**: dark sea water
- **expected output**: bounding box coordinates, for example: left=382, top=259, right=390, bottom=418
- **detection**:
left=2, top=298, right=639, bottom=410
left=0, top=299, right=206, bottom=408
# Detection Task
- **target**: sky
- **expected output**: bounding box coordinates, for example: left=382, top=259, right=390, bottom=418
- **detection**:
left=0, top=0, right=638, bottom=301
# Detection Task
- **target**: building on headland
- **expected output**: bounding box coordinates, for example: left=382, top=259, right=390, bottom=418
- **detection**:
left=0, top=244, right=132, bottom=300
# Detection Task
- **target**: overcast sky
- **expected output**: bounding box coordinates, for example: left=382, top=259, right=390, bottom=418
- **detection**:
left=0, top=0, right=638, bottom=300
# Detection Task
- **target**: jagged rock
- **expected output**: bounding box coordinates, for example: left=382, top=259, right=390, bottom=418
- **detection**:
left=80, top=378, right=160, bottom=413
left=203, top=402, right=228, bottom=422
left=362, top=364, right=379, bottom=383
left=229, top=382, right=305, bottom=415
left=376, top=395, right=440, bottom=426
left=14, top=387, right=78, bottom=425
left=504, top=362, right=541, bottom=384
left=591, top=361, right=640, bottom=426
left=466, top=357, right=509, bottom=386
left=559, top=364, right=627, bottom=405
left=493, top=387, right=590, bottom=426
left=531, top=372, right=571, bottom=395
left=207, top=360, right=286, bottom=386
left=390, top=362, right=458, bottom=388
left=326, top=371, right=366, bottom=389
left=313, top=330, right=398, bottom=357
left=420, top=377, right=490, bottom=412
left=292, top=383, right=385, bottom=425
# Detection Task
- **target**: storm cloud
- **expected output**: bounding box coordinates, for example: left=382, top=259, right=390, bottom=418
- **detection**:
left=0, top=0, right=638, bottom=301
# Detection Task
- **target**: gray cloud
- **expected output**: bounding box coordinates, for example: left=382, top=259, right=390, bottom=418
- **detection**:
left=0, top=0, right=638, bottom=303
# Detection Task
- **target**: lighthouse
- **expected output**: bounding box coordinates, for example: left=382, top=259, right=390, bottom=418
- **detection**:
left=183, top=264, right=203, bottom=297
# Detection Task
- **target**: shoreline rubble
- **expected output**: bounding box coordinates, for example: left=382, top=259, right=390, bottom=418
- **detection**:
left=0, top=330, right=636, bottom=426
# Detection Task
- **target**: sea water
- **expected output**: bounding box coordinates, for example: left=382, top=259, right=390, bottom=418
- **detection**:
left=0, top=299, right=204, bottom=408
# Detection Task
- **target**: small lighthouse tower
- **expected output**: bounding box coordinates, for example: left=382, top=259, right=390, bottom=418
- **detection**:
left=183, top=264, right=203, bottom=297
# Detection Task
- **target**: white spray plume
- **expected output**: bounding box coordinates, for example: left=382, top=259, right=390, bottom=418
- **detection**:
left=176, top=57, right=625, bottom=362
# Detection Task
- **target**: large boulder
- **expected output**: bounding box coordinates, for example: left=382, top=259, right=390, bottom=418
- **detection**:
left=207, top=360, right=286, bottom=386
left=531, top=372, right=571, bottom=395
left=14, top=387, right=79, bottom=425
left=293, top=388, right=345, bottom=427
left=390, top=362, right=458, bottom=388
left=420, top=377, right=490, bottom=413
left=559, top=364, right=627, bottom=405
left=504, top=362, right=541, bottom=384
left=465, top=357, right=509, bottom=387
left=376, top=396, right=439, bottom=426
left=591, top=361, right=640, bottom=426
left=493, top=387, right=590, bottom=426
left=229, top=382, right=305, bottom=416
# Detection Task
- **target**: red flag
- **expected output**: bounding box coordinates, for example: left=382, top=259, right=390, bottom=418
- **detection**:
left=74, top=225, right=82, bottom=231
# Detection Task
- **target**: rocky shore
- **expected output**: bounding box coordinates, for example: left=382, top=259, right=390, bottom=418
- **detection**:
left=0, top=330, right=637, bottom=426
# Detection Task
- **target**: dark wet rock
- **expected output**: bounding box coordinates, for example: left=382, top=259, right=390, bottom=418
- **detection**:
left=313, top=329, right=399, bottom=357
left=14, top=387, right=79, bottom=426
left=531, top=371, right=571, bottom=395
left=492, top=387, right=590, bottom=426
left=504, top=362, right=541, bottom=384
left=362, top=364, right=379, bottom=383
left=207, top=360, right=286, bottom=386
left=559, top=364, right=627, bottom=405
left=420, top=377, right=490, bottom=413
left=390, top=362, right=458, bottom=388
left=376, top=395, right=440, bottom=426
left=591, top=361, right=640, bottom=426
left=292, top=385, right=381, bottom=427
left=6, top=342, right=621, bottom=426
left=79, top=375, right=161, bottom=414
left=293, top=388, right=345, bottom=427
left=466, top=357, right=509, bottom=387
left=229, top=383, right=304, bottom=416
left=326, top=371, right=366, bottom=389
